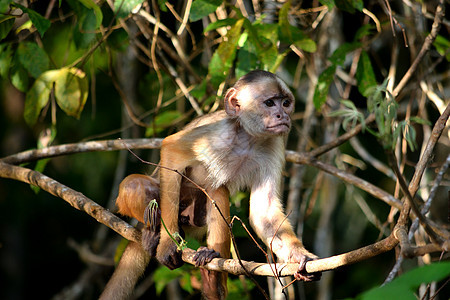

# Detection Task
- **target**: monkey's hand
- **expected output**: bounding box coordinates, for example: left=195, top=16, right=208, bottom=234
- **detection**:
left=289, top=248, right=322, bottom=282
left=142, top=201, right=161, bottom=257
left=156, top=234, right=184, bottom=270
left=141, top=226, right=160, bottom=257
left=193, top=246, right=220, bottom=267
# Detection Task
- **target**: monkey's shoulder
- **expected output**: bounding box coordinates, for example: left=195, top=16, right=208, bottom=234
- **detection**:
left=182, top=110, right=228, bottom=131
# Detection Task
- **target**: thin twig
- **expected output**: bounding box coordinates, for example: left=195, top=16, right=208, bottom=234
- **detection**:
left=392, top=0, right=445, bottom=96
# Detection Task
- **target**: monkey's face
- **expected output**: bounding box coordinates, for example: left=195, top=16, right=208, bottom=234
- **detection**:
left=231, top=77, right=294, bottom=137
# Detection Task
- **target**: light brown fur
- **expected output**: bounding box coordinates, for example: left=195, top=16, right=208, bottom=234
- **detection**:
left=101, top=70, right=320, bottom=300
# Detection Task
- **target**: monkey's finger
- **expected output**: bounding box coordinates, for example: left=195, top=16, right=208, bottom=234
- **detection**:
left=193, top=247, right=220, bottom=267
left=294, top=256, right=322, bottom=282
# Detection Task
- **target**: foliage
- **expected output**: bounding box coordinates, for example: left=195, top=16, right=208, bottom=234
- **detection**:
left=352, top=262, right=450, bottom=300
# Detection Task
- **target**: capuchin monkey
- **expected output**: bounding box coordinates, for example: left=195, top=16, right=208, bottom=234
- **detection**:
left=100, top=70, right=321, bottom=300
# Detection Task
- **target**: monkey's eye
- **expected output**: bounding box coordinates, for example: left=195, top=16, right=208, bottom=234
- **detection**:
left=282, top=100, right=291, bottom=107
left=264, top=99, right=275, bottom=107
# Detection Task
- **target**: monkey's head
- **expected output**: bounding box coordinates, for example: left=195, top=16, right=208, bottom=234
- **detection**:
left=224, top=70, right=295, bottom=137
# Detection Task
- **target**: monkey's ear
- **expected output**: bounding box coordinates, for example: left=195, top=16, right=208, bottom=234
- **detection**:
left=224, top=88, right=240, bottom=116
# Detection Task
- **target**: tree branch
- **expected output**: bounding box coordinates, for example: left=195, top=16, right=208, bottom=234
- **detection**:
left=0, top=161, right=141, bottom=243
left=0, top=138, right=163, bottom=165
left=286, top=150, right=402, bottom=209
left=0, top=158, right=444, bottom=278
left=1, top=138, right=401, bottom=210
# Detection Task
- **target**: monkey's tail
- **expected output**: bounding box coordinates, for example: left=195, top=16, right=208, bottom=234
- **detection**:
left=100, top=242, right=150, bottom=300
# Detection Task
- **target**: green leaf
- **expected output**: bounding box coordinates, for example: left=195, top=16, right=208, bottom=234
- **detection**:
left=0, top=16, right=14, bottom=40
left=145, top=110, right=182, bottom=136
left=313, top=65, right=336, bottom=110
left=16, top=42, right=49, bottom=78
left=24, top=71, right=58, bottom=126
left=252, top=23, right=279, bottom=70
left=78, top=0, right=103, bottom=28
left=189, top=0, right=222, bottom=22
left=408, top=116, right=430, bottom=126
left=0, top=44, right=12, bottom=78
left=242, top=18, right=264, bottom=51
left=329, top=42, right=361, bottom=66
left=106, top=28, right=129, bottom=51
left=357, top=262, right=450, bottom=300
left=294, top=38, right=317, bottom=53
left=190, top=79, right=208, bottom=99
left=73, top=8, right=97, bottom=49
left=114, top=0, right=145, bottom=19
left=335, top=0, right=363, bottom=13
left=278, top=1, right=316, bottom=54
left=352, top=0, right=364, bottom=11
left=434, top=34, right=450, bottom=61
left=54, top=68, right=89, bottom=119
left=356, top=51, right=377, bottom=97
left=0, top=0, right=13, bottom=14
left=13, top=3, right=51, bottom=36
left=15, top=19, right=33, bottom=34
left=278, top=0, right=292, bottom=42
left=157, top=0, right=167, bottom=12
left=236, top=42, right=258, bottom=78
left=227, top=276, right=256, bottom=298
left=204, top=18, right=237, bottom=33
left=153, top=266, right=185, bottom=295
left=355, top=24, right=375, bottom=41
left=208, top=18, right=244, bottom=87
left=10, top=61, right=29, bottom=92
left=113, top=239, right=129, bottom=266
left=24, top=68, right=88, bottom=125
left=319, top=0, right=335, bottom=10
left=329, top=99, right=365, bottom=131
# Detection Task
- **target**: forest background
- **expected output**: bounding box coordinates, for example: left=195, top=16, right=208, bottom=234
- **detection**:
left=0, top=0, right=449, bottom=299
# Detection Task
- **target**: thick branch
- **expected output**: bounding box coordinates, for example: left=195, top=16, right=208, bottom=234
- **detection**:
left=0, top=138, right=163, bottom=165
left=0, top=161, right=444, bottom=277
left=0, top=161, right=141, bottom=243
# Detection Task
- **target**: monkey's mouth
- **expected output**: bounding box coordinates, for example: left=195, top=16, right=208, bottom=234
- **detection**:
left=267, top=123, right=290, bottom=129
left=266, top=123, right=290, bottom=133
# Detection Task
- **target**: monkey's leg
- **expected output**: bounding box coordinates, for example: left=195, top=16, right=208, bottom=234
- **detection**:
left=199, top=187, right=230, bottom=300
left=116, top=174, right=161, bottom=256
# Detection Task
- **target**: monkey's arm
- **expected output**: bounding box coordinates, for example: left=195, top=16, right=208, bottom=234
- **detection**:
left=156, top=132, right=193, bottom=269
left=249, top=178, right=321, bottom=281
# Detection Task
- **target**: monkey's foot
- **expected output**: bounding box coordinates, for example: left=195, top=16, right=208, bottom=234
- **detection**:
left=156, top=237, right=184, bottom=270
left=294, top=256, right=322, bottom=282
left=193, top=246, right=220, bottom=267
